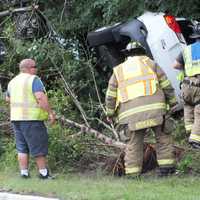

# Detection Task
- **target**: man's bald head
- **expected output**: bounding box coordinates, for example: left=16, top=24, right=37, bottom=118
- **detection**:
left=19, top=59, right=36, bottom=71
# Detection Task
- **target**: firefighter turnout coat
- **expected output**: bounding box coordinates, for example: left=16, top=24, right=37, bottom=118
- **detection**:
left=105, top=56, right=176, bottom=131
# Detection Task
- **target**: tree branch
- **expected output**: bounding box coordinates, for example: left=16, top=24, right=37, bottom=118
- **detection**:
left=0, top=5, right=37, bottom=17
left=57, top=115, right=126, bottom=149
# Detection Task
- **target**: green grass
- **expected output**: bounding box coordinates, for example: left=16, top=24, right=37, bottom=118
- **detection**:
left=0, top=171, right=200, bottom=200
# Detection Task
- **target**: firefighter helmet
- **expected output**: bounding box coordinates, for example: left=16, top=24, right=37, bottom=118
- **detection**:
left=125, top=41, right=145, bottom=52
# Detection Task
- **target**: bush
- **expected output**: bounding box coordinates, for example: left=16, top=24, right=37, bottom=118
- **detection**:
left=48, top=123, right=87, bottom=171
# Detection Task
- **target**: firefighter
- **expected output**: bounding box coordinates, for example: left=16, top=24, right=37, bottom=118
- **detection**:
left=105, top=41, right=177, bottom=178
left=173, top=23, right=200, bottom=149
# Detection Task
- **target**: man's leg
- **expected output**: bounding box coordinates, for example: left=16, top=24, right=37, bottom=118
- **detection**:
left=18, top=153, right=29, bottom=177
left=27, top=121, right=51, bottom=179
left=153, top=125, right=175, bottom=176
left=18, top=153, right=29, bottom=169
left=189, top=104, right=200, bottom=148
left=184, top=104, right=194, bottom=135
left=35, top=155, right=51, bottom=178
left=11, top=122, right=30, bottom=177
left=124, top=128, right=145, bottom=178
left=35, top=155, right=46, bottom=169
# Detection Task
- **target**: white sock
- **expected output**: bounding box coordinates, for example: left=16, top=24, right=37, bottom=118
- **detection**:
left=39, top=168, right=48, bottom=176
left=21, top=169, right=29, bottom=176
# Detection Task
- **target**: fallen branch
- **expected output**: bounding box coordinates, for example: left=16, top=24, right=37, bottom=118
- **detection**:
left=0, top=6, right=37, bottom=17
left=57, top=115, right=126, bottom=149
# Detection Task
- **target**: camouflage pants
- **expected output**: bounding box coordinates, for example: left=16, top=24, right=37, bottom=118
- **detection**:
left=120, top=124, right=175, bottom=176
left=181, top=81, right=200, bottom=144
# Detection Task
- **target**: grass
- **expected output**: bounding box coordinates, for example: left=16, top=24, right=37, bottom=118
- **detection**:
left=1, top=171, right=200, bottom=200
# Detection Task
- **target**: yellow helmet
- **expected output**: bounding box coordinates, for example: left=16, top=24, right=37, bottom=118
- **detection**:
left=126, top=41, right=144, bottom=51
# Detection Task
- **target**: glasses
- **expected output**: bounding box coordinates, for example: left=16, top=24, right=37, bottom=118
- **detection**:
left=30, top=66, right=37, bottom=69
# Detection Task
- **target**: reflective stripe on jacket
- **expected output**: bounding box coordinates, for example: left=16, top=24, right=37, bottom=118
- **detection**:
left=157, top=159, right=175, bottom=166
left=183, top=42, right=200, bottom=77
left=118, top=102, right=166, bottom=121
left=113, top=56, right=158, bottom=103
left=8, top=73, right=48, bottom=121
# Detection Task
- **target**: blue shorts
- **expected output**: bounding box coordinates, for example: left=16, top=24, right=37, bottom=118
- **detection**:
left=11, top=121, right=48, bottom=157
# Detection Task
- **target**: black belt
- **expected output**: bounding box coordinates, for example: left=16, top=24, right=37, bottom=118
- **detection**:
left=182, top=79, right=200, bottom=87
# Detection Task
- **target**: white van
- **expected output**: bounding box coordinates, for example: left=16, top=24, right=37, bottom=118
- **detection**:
left=87, top=11, right=195, bottom=102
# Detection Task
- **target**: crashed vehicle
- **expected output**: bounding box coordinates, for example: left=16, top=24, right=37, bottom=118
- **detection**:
left=87, top=12, right=196, bottom=102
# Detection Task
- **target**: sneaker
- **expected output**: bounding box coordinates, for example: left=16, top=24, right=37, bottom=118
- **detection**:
left=20, top=174, right=30, bottom=179
left=39, top=169, right=55, bottom=180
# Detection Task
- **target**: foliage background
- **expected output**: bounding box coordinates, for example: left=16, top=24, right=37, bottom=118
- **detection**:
left=0, top=0, right=200, bottom=173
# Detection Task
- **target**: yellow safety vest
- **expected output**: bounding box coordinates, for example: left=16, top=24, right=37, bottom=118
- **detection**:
left=113, top=56, right=158, bottom=103
left=8, top=73, right=48, bottom=121
left=183, top=45, right=200, bottom=77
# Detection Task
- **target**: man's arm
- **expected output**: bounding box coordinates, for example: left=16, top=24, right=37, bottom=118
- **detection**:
left=173, top=60, right=183, bottom=70
left=155, top=63, right=177, bottom=108
left=105, top=73, right=118, bottom=118
left=172, top=52, right=184, bottom=70
left=34, top=91, right=55, bottom=124
left=32, top=77, right=55, bottom=124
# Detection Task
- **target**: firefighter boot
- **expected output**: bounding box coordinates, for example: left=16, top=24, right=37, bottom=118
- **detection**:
left=125, top=173, right=141, bottom=180
left=157, top=167, right=176, bottom=177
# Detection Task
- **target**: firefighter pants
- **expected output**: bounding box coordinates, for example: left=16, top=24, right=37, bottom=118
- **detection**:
left=181, top=81, right=200, bottom=144
left=123, top=125, right=175, bottom=176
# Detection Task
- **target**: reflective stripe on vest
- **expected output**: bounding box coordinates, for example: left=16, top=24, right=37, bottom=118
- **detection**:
left=8, top=73, right=48, bottom=121
left=183, top=44, right=200, bottom=77
left=118, top=102, right=166, bottom=121
left=113, top=56, right=158, bottom=103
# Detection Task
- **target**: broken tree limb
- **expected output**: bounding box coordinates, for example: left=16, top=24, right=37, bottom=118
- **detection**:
left=0, top=7, right=31, bottom=17
left=0, top=5, right=38, bottom=17
left=88, top=60, right=120, bottom=141
left=57, top=115, right=126, bottom=149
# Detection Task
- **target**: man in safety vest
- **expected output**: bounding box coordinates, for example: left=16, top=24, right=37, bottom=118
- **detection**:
left=173, top=23, right=200, bottom=149
left=6, top=58, right=55, bottom=179
left=105, top=41, right=177, bottom=178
